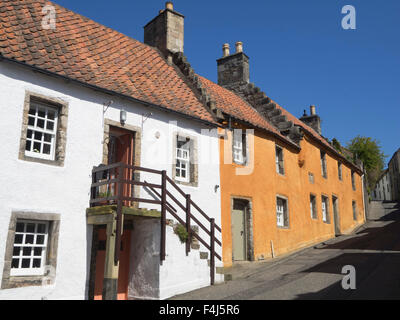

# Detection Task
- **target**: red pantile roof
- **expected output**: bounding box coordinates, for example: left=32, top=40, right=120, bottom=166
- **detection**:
left=0, top=0, right=216, bottom=123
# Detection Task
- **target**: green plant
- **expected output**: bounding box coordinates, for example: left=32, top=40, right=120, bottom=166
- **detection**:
left=98, top=190, right=113, bottom=198
left=174, top=224, right=189, bottom=244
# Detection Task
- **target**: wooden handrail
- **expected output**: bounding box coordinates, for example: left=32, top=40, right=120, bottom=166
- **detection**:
left=90, top=163, right=224, bottom=275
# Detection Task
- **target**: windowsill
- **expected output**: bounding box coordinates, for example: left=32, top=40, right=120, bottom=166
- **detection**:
left=277, top=172, right=286, bottom=178
left=174, top=179, right=198, bottom=188
left=1, top=275, right=47, bottom=290
left=277, top=225, right=290, bottom=230
left=233, top=161, right=247, bottom=167
left=19, top=154, right=64, bottom=167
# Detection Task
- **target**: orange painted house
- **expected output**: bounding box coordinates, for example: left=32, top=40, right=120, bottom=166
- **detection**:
left=198, top=43, right=366, bottom=267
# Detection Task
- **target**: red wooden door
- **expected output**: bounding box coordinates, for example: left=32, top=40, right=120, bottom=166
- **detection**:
left=94, top=229, right=132, bottom=300
left=108, top=130, right=134, bottom=206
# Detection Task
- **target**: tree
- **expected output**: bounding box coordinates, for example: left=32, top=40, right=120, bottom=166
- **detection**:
left=346, top=136, right=387, bottom=191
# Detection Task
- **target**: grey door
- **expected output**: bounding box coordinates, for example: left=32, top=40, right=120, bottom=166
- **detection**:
left=332, top=196, right=341, bottom=236
left=232, top=200, right=247, bottom=261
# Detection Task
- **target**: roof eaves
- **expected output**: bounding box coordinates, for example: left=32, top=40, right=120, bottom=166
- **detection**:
left=0, top=54, right=219, bottom=127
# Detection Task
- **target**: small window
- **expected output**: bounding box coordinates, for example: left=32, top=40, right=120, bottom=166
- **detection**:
left=175, top=137, right=191, bottom=183
left=25, top=101, right=58, bottom=161
left=351, top=171, right=356, bottom=191
left=10, top=220, right=49, bottom=276
left=276, top=197, right=289, bottom=228
left=233, top=129, right=247, bottom=165
left=352, top=201, right=357, bottom=220
left=338, top=162, right=343, bottom=181
left=321, top=151, right=327, bottom=178
left=310, top=194, right=317, bottom=219
left=321, top=196, right=330, bottom=223
left=275, top=146, right=285, bottom=175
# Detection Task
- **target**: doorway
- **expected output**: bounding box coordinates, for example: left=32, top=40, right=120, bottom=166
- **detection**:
left=93, top=227, right=132, bottom=300
left=108, top=126, right=135, bottom=206
left=332, top=196, right=341, bottom=236
left=232, top=199, right=251, bottom=261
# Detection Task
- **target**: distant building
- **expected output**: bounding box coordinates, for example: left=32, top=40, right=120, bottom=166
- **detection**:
left=372, top=169, right=392, bottom=201
left=388, top=149, right=400, bottom=201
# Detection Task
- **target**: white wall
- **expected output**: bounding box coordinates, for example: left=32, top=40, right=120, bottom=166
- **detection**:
left=373, top=171, right=392, bottom=201
left=0, top=61, right=222, bottom=299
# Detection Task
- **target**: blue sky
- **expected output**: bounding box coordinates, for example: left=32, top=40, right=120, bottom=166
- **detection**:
left=55, top=0, right=400, bottom=165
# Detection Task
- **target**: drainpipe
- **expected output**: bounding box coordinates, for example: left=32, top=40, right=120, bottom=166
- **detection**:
left=361, top=173, right=367, bottom=222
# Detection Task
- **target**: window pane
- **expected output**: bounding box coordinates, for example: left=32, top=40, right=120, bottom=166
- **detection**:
left=26, top=223, right=35, bottom=233
left=36, top=235, right=45, bottom=245
left=28, top=108, right=36, bottom=115
left=27, top=130, right=33, bottom=139
left=25, top=140, right=32, bottom=151
left=37, top=119, right=45, bottom=129
left=14, top=234, right=23, bottom=244
left=43, top=144, right=51, bottom=155
left=37, top=224, right=46, bottom=234
left=13, top=246, right=21, bottom=256
left=16, top=223, right=24, bottom=232
left=46, top=121, right=54, bottom=131
left=23, top=247, right=32, bottom=256
left=33, top=259, right=41, bottom=268
left=33, top=142, right=41, bottom=153
left=44, top=134, right=52, bottom=143
left=34, top=131, right=42, bottom=141
left=47, top=110, right=55, bottom=120
left=21, top=259, right=30, bottom=268
left=38, top=109, right=46, bottom=118
left=11, top=259, right=19, bottom=269
left=34, top=247, right=43, bottom=256
left=28, top=116, right=35, bottom=126
left=25, top=234, right=34, bottom=244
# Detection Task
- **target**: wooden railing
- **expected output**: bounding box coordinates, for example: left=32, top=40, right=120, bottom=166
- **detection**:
left=90, top=162, right=222, bottom=285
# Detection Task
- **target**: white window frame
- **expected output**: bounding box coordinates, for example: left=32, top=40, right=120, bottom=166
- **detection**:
left=25, top=101, right=58, bottom=161
left=276, top=197, right=288, bottom=228
left=175, top=137, right=190, bottom=183
left=321, top=196, right=329, bottom=223
left=233, top=130, right=246, bottom=165
left=310, top=194, right=317, bottom=219
left=275, top=145, right=285, bottom=175
left=321, top=151, right=327, bottom=178
left=10, top=220, right=49, bottom=277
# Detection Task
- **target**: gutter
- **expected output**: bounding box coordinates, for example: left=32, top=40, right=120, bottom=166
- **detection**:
left=0, top=54, right=220, bottom=128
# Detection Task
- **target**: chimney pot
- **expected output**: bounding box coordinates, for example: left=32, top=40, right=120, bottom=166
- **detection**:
left=236, top=41, right=243, bottom=53
left=310, top=105, right=316, bottom=115
left=166, top=2, right=173, bottom=10
left=222, top=43, right=230, bottom=57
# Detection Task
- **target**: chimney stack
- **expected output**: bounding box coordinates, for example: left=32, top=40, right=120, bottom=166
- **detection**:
left=144, top=2, right=184, bottom=59
left=235, top=41, right=243, bottom=53
left=222, top=43, right=230, bottom=57
left=217, top=41, right=250, bottom=88
left=300, top=105, right=322, bottom=135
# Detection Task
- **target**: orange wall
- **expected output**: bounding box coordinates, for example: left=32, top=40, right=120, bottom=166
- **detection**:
left=219, top=126, right=365, bottom=267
